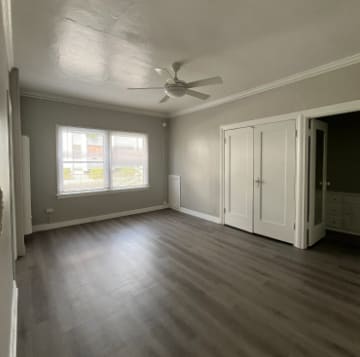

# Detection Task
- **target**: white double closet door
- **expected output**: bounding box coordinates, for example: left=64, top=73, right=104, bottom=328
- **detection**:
left=224, top=120, right=296, bottom=243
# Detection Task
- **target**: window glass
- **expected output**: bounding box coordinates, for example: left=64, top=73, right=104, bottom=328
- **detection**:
left=111, top=132, right=148, bottom=188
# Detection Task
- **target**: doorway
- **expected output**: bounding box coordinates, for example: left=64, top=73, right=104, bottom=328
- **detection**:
left=307, top=111, right=360, bottom=247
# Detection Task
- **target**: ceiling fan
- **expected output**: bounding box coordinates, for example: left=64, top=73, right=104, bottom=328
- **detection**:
left=128, top=61, right=223, bottom=103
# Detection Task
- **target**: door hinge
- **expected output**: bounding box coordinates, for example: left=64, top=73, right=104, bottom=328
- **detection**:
left=295, top=130, right=298, bottom=138
left=224, top=207, right=226, bottom=213
left=293, top=223, right=296, bottom=230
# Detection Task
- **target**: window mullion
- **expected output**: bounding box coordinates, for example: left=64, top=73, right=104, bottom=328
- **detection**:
left=107, top=130, right=112, bottom=190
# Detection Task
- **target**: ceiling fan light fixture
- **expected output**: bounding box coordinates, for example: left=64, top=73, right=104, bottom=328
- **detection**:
left=164, top=81, right=187, bottom=98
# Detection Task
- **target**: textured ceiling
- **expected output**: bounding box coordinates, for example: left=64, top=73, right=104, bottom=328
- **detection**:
left=13, top=0, right=360, bottom=115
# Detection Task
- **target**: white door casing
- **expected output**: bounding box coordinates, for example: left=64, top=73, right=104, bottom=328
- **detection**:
left=22, top=136, right=32, bottom=235
left=224, top=127, right=254, bottom=232
left=253, top=120, right=296, bottom=243
left=308, top=120, right=328, bottom=246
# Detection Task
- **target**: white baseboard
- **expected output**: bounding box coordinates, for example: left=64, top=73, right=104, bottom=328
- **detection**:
left=176, top=206, right=221, bottom=224
left=9, top=281, right=18, bottom=357
left=32, top=204, right=169, bottom=232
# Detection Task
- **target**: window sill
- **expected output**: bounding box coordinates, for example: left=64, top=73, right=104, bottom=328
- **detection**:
left=57, top=185, right=150, bottom=199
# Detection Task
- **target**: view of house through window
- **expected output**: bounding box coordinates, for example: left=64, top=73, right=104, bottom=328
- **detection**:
left=57, top=126, right=148, bottom=194
left=111, top=132, right=148, bottom=188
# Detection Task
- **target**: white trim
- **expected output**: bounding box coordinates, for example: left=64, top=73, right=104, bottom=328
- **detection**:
left=294, top=114, right=308, bottom=249
left=220, top=112, right=299, bottom=131
left=57, top=185, right=151, bottom=199
left=219, top=128, right=225, bottom=225
left=32, top=204, right=168, bottom=232
left=9, top=281, right=18, bottom=357
left=172, top=53, right=360, bottom=118
left=1, top=0, right=14, bottom=69
left=302, top=99, right=360, bottom=118
left=175, top=207, right=221, bottom=224
left=21, top=90, right=169, bottom=118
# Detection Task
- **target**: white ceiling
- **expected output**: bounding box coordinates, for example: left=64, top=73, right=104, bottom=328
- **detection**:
left=13, top=0, right=360, bottom=115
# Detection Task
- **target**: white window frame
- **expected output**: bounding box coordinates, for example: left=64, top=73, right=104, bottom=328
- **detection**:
left=56, top=125, right=149, bottom=198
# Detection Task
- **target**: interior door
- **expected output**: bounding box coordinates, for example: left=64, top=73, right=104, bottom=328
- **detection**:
left=253, top=120, right=296, bottom=243
left=308, top=120, right=328, bottom=246
left=224, top=127, right=254, bottom=232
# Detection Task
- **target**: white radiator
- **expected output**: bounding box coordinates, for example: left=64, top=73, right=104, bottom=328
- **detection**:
left=168, top=175, right=180, bottom=209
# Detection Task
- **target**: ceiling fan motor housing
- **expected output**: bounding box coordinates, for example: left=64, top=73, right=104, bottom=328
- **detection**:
left=165, top=80, right=187, bottom=98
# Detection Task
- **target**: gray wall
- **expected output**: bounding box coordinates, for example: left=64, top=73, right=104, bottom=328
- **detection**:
left=0, top=6, right=15, bottom=357
left=169, top=63, right=360, bottom=217
left=324, top=112, right=360, bottom=193
left=21, top=97, right=168, bottom=225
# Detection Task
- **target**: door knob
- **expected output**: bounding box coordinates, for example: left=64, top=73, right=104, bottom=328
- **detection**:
left=255, top=178, right=263, bottom=186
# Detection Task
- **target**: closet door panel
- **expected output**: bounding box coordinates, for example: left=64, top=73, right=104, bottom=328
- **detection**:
left=224, top=127, right=254, bottom=232
left=253, top=120, right=296, bottom=243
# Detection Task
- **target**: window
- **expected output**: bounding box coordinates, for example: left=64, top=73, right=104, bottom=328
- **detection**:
left=57, top=126, right=148, bottom=195
left=111, top=132, right=148, bottom=189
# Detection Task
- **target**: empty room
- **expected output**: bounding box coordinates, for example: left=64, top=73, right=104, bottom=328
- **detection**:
left=1, top=1, right=360, bottom=356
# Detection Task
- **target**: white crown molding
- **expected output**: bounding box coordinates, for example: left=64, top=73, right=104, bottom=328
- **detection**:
left=21, top=90, right=170, bottom=118
left=171, top=52, right=360, bottom=118
left=1, top=0, right=14, bottom=69
left=32, top=204, right=169, bottom=232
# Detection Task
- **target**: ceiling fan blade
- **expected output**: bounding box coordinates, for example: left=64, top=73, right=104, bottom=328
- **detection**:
left=185, top=89, right=210, bottom=100
left=159, top=95, right=170, bottom=103
left=154, top=67, right=174, bottom=80
left=186, top=76, right=223, bottom=88
left=127, top=87, right=163, bottom=90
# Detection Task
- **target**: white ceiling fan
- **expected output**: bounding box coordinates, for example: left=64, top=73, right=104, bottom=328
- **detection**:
left=128, top=61, right=223, bottom=103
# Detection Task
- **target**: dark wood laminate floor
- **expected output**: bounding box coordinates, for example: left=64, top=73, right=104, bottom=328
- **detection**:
left=17, top=209, right=360, bottom=357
